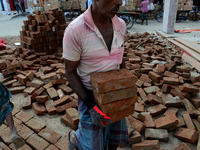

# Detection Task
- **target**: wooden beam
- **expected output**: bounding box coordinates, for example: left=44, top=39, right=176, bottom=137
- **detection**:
left=168, top=38, right=200, bottom=62
left=182, top=53, right=200, bottom=72
left=174, top=38, right=200, bottom=54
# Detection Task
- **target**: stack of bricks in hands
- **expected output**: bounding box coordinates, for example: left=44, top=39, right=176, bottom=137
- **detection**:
left=122, top=32, right=200, bottom=150
left=0, top=46, right=80, bottom=130
left=20, top=8, right=68, bottom=54
left=91, top=68, right=138, bottom=126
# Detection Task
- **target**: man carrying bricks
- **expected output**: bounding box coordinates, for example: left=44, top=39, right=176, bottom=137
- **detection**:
left=63, top=0, right=129, bottom=149
left=0, top=82, right=25, bottom=149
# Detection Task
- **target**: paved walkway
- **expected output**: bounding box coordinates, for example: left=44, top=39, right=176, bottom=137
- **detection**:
left=0, top=107, right=68, bottom=149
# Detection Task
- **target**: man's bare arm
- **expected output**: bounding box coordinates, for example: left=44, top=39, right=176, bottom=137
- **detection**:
left=64, top=59, right=89, bottom=100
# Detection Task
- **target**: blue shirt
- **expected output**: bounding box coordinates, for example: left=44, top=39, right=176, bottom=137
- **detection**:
left=88, top=0, right=92, bottom=7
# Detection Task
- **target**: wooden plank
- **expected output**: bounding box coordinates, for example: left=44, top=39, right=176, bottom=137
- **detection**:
left=182, top=53, right=200, bottom=72
left=174, top=37, right=200, bottom=54
left=155, top=30, right=178, bottom=38
left=168, top=38, right=200, bottom=62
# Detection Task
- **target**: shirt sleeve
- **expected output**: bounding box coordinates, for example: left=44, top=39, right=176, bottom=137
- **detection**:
left=62, top=26, right=81, bottom=61
left=140, top=2, right=143, bottom=7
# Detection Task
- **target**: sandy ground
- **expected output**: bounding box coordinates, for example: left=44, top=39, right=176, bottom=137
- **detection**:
left=0, top=14, right=200, bottom=149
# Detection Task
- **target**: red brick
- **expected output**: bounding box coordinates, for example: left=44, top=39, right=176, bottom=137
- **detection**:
left=136, top=79, right=144, bottom=87
left=39, top=66, right=52, bottom=74
left=182, top=72, right=190, bottom=78
left=26, top=81, right=44, bottom=88
left=190, top=96, right=200, bottom=109
left=9, top=86, right=26, bottom=94
left=129, top=130, right=142, bottom=144
left=170, top=89, right=191, bottom=100
left=148, top=71, right=161, bottom=83
left=183, top=113, right=195, bottom=130
left=156, top=64, right=165, bottom=72
left=163, top=77, right=179, bottom=85
left=55, top=137, right=68, bottom=150
left=173, top=128, right=198, bottom=143
left=26, top=71, right=34, bottom=81
left=35, top=95, right=48, bottom=103
left=23, top=87, right=37, bottom=94
left=154, top=114, right=178, bottom=129
left=94, top=86, right=137, bottom=105
left=147, top=104, right=167, bottom=117
left=25, top=118, right=46, bottom=133
left=38, top=127, right=61, bottom=144
left=26, top=54, right=37, bottom=61
left=162, top=84, right=171, bottom=93
left=128, top=116, right=146, bottom=133
left=0, top=142, right=11, bottom=150
left=139, top=74, right=152, bottom=83
left=129, top=57, right=141, bottom=64
left=15, top=110, right=33, bottom=123
left=174, top=142, right=191, bottom=150
left=45, top=145, right=59, bottom=150
left=43, top=82, right=53, bottom=89
left=26, top=134, right=50, bottom=150
left=45, top=100, right=57, bottom=115
left=0, top=127, right=12, bottom=144
left=90, top=69, right=137, bottom=94
left=2, top=69, right=16, bottom=77
left=32, top=102, right=46, bottom=116
left=58, top=84, right=73, bottom=95
left=1, top=76, right=13, bottom=84
left=61, top=114, right=78, bottom=130
left=192, top=119, right=200, bottom=131
left=104, top=104, right=135, bottom=126
left=144, top=86, right=160, bottom=94
left=46, top=87, right=59, bottom=100
left=164, top=71, right=179, bottom=78
left=164, top=107, right=178, bottom=116
left=56, top=102, right=76, bottom=113
left=132, top=140, right=160, bottom=150
left=31, top=87, right=45, bottom=100
left=179, top=83, right=199, bottom=93
left=134, top=101, right=144, bottom=112
left=162, top=96, right=183, bottom=107
left=51, top=79, right=67, bottom=85
left=16, top=124, right=34, bottom=140
left=4, top=79, right=17, bottom=88
left=22, top=95, right=32, bottom=109
left=141, top=112, right=155, bottom=128
left=16, top=74, right=27, bottom=85
left=132, top=112, right=145, bottom=122
left=12, top=107, right=21, bottom=115
left=54, top=95, right=73, bottom=107
left=165, top=60, right=176, bottom=71
left=40, top=72, right=58, bottom=84
left=143, top=82, right=152, bottom=87
left=141, top=68, right=152, bottom=73
left=169, top=118, right=186, bottom=132
left=66, top=108, right=79, bottom=125
left=147, top=94, right=163, bottom=105
left=12, top=81, right=23, bottom=87
left=137, top=88, right=148, bottom=103
left=176, top=66, right=190, bottom=73
left=145, top=128, right=169, bottom=142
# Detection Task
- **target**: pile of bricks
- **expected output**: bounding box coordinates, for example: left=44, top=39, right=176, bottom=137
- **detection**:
left=1, top=31, right=200, bottom=149
left=123, top=32, right=200, bottom=149
left=0, top=107, right=68, bottom=149
left=0, top=46, right=80, bottom=130
left=20, top=8, right=68, bottom=54
left=91, top=69, right=138, bottom=125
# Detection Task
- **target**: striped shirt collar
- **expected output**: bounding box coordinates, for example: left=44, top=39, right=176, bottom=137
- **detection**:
left=84, top=4, right=121, bottom=32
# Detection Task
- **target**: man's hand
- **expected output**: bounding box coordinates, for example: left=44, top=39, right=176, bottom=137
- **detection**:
left=89, top=106, right=112, bottom=127
left=83, top=97, right=112, bottom=127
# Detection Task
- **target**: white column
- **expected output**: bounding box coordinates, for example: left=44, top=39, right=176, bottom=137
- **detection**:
left=162, top=0, right=178, bottom=34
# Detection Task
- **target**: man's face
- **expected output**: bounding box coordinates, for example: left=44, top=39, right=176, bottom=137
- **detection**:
left=96, top=0, right=122, bottom=18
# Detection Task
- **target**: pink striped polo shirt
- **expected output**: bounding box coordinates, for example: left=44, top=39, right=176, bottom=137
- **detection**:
left=63, top=5, right=126, bottom=89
